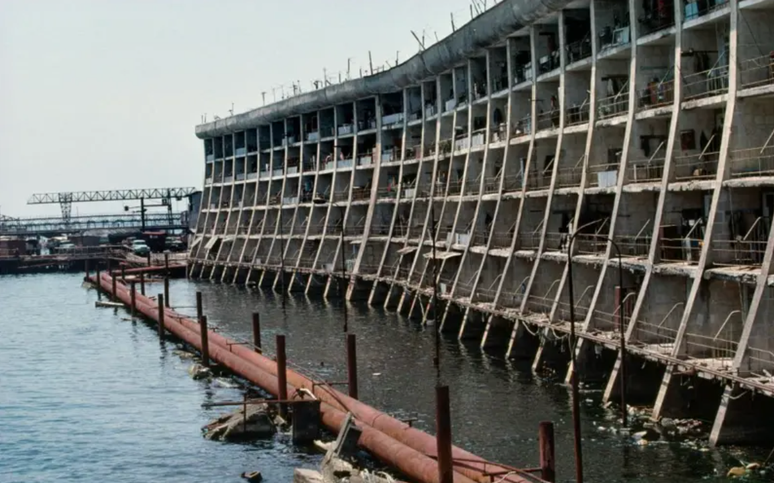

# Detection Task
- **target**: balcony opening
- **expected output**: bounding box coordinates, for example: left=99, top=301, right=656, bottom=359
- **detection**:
left=683, top=0, right=728, bottom=21
left=659, top=191, right=710, bottom=264
left=489, top=45, right=508, bottom=94
left=423, top=81, right=438, bottom=118
left=454, top=65, right=469, bottom=107
left=512, top=46, right=532, bottom=85
left=597, top=0, right=631, bottom=52
left=286, top=117, right=301, bottom=145
left=356, top=97, right=377, bottom=131
left=471, top=56, right=488, bottom=101
left=673, top=108, right=723, bottom=181
left=259, top=126, right=271, bottom=150
left=381, top=91, right=404, bottom=128
left=304, top=113, right=319, bottom=142
left=319, top=108, right=335, bottom=139
left=205, top=138, right=214, bottom=163
left=246, top=129, right=258, bottom=153
left=565, top=12, right=592, bottom=65
left=336, top=103, right=355, bottom=137
left=638, top=0, right=675, bottom=35
left=536, top=29, right=560, bottom=75
left=407, top=86, right=422, bottom=122
left=598, top=75, right=629, bottom=119
left=710, top=188, right=772, bottom=267
left=224, top=134, right=234, bottom=158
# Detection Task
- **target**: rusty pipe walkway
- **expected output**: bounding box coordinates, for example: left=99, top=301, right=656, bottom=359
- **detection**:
left=90, top=273, right=539, bottom=483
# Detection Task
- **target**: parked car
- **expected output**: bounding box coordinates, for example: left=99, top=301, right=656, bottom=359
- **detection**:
left=131, top=240, right=151, bottom=256
left=164, top=238, right=186, bottom=252
left=57, top=242, right=77, bottom=253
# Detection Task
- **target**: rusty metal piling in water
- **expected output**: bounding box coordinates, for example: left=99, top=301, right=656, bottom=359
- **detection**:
left=111, top=273, right=117, bottom=299
left=95, top=266, right=102, bottom=300
left=196, top=291, right=203, bottom=321
left=130, top=281, right=137, bottom=317
left=276, top=334, right=288, bottom=419
left=121, top=265, right=126, bottom=282
left=435, top=385, right=453, bottom=483
left=252, top=313, right=261, bottom=352
left=539, top=421, right=556, bottom=482
left=157, top=293, right=165, bottom=339
left=347, top=333, right=358, bottom=400
left=200, top=315, right=210, bottom=367
left=140, top=272, right=145, bottom=296
left=164, top=277, right=170, bottom=308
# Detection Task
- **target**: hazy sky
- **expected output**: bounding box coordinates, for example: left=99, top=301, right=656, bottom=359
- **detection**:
left=0, top=0, right=477, bottom=217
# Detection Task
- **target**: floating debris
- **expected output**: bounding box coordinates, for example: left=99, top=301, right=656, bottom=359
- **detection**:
left=203, top=403, right=274, bottom=441
left=188, top=363, right=211, bottom=380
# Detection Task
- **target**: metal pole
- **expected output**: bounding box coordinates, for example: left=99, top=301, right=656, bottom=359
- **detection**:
left=96, top=266, right=102, bottom=300
left=196, top=291, right=203, bottom=323
left=276, top=334, right=288, bottom=419
left=279, top=202, right=286, bottom=310
left=164, top=277, right=170, bottom=308
left=429, top=198, right=440, bottom=382
left=157, top=293, right=165, bottom=339
left=252, top=312, right=262, bottom=352
left=164, top=252, right=170, bottom=276
left=611, top=241, right=628, bottom=427
left=140, top=271, right=145, bottom=296
left=200, top=315, right=210, bottom=367
left=539, top=421, right=556, bottom=482
left=435, top=385, right=453, bottom=483
left=121, top=265, right=126, bottom=282
left=566, top=233, right=583, bottom=483
left=347, top=333, right=358, bottom=400
left=130, top=281, right=137, bottom=317
left=339, top=205, right=348, bottom=333
left=140, top=197, right=146, bottom=232
left=111, top=272, right=117, bottom=300
left=84, top=259, right=90, bottom=281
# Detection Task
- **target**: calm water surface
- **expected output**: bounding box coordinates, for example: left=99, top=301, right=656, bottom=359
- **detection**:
left=1, top=273, right=770, bottom=482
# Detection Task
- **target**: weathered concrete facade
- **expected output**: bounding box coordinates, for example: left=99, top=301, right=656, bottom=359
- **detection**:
left=189, top=0, right=774, bottom=445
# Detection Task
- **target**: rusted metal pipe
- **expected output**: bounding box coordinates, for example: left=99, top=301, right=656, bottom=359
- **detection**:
left=276, top=334, right=288, bottom=419
left=200, top=315, right=210, bottom=367
left=436, top=385, right=454, bottom=483
left=539, top=421, right=555, bottom=483
left=347, top=333, right=358, bottom=400
left=92, top=274, right=523, bottom=483
left=252, top=312, right=261, bottom=352
left=157, top=293, right=165, bottom=339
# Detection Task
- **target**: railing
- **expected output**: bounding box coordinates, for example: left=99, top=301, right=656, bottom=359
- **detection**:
left=683, top=56, right=729, bottom=100
left=465, top=173, right=482, bottom=196
left=526, top=159, right=555, bottom=191
left=555, top=155, right=585, bottom=188
left=490, top=221, right=517, bottom=248
left=332, top=189, right=349, bottom=202
left=597, top=85, right=630, bottom=120
left=592, top=292, right=637, bottom=334
left=513, top=115, right=532, bottom=136
left=439, top=138, right=453, bottom=155
left=729, top=144, right=774, bottom=179
left=518, top=219, right=545, bottom=250
left=627, top=153, right=665, bottom=184
left=566, top=34, right=592, bottom=64
left=490, top=123, right=507, bottom=144
left=502, top=172, right=525, bottom=192
left=660, top=224, right=703, bottom=264
left=639, top=11, right=675, bottom=36
left=446, top=178, right=463, bottom=196
left=566, top=100, right=590, bottom=127
left=673, top=150, right=719, bottom=181
left=739, top=53, right=774, bottom=90
left=633, top=302, right=683, bottom=348
left=639, top=72, right=674, bottom=109
left=683, top=310, right=740, bottom=370
left=376, top=186, right=398, bottom=199
left=684, top=0, right=728, bottom=21
left=536, top=109, right=560, bottom=131
left=712, top=217, right=768, bottom=266
left=482, top=171, right=501, bottom=194
left=370, top=224, right=391, bottom=236
left=352, top=186, right=371, bottom=201
left=746, top=346, right=774, bottom=379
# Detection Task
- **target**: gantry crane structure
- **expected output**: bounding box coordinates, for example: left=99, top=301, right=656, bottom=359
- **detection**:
left=27, top=187, right=198, bottom=231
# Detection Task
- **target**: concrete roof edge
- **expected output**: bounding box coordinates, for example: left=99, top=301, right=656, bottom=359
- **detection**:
left=194, top=0, right=574, bottom=139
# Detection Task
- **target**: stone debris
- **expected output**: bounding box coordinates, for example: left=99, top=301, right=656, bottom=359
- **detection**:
left=174, top=350, right=197, bottom=360
left=241, top=471, right=263, bottom=482
left=188, top=363, right=212, bottom=380
left=203, top=403, right=275, bottom=441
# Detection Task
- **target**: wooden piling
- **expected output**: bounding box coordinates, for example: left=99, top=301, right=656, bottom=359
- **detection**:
left=200, top=315, right=210, bottom=367
left=347, top=333, right=358, bottom=400
left=539, top=421, right=556, bottom=483
left=157, top=294, right=165, bottom=339
left=252, top=312, right=261, bottom=352
left=435, top=385, right=453, bottom=483
left=276, top=334, right=288, bottom=419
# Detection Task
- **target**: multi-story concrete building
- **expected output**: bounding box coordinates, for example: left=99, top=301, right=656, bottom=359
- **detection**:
left=189, top=0, right=774, bottom=444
